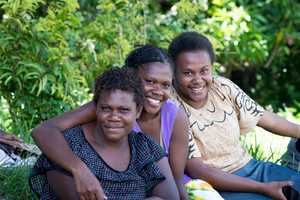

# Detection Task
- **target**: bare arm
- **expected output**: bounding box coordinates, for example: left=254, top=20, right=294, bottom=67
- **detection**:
left=47, top=170, right=107, bottom=200
left=185, top=157, right=292, bottom=200
left=146, top=157, right=180, bottom=200
left=31, top=101, right=96, bottom=167
left=31, top=101, right=103, bottom=199
left=257, top=110, right=299, bottom=138
left=168, top=107, right=189, bottom=200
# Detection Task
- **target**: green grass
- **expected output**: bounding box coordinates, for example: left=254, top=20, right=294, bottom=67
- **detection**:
left=241, top=127, right=291, bottom=164
left=0, top=165, right=37, bottom=200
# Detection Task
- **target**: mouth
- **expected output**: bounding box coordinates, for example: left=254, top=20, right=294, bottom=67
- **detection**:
left=104, top=125, right=123, bottom=131
left=146, top=97, right=161, bottom=104
left=189, top=85, right=205, bottom=92
left=191, top=86, right=204, bottom=91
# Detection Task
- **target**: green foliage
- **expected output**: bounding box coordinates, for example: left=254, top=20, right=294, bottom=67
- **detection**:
left=0, top=0, right=300, bottom=131
left=0, top=0, right=91, bottom=129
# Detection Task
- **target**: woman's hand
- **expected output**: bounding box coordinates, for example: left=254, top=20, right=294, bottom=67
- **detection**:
left=260, top=181, right=293, bottom=200
left=72, top=165, right=108, bottom=200
left=0, top=130, right=23, bottom=151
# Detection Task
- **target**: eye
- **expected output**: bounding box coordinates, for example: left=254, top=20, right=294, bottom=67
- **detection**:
left=163, top=83, right=170, bottom=89
left=101, top=106, right=110, bottom=111
left=184, top=72, right=192, bottom=76
left=120, top=108, right=130, bottom=113
left=201, top=69, right=208, bottom=74
left=146, top=80, right=154, bottom=84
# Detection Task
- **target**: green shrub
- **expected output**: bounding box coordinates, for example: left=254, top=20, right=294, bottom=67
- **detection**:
left=0, top=0, right=90, bottom=129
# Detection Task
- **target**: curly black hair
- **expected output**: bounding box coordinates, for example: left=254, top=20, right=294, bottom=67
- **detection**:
left=124, top=45, right=175, bottom=76
left=168, top=31, right=216, bottom=65
left=93, top=67, right=144, bottom=109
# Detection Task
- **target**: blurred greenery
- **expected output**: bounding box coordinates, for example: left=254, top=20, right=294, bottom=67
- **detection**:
left=0, top=0, right=299, bottom=131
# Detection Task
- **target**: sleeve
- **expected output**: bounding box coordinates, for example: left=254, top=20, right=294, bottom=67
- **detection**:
left=28, top=126, right=80, bottom=197
left=220, top=77, right=265, bottom=135
left=187, top=128, right=202, bottom=159
left=132, top=132, right=167, bottom=196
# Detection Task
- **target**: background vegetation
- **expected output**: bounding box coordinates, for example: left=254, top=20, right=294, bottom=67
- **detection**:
left=1, top=0, right=299, bottom=130
left=0, top=0, right=299, bottom=199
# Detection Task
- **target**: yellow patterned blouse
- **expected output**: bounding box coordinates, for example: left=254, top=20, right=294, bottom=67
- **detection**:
left=170, top=76, right=265, bottom=173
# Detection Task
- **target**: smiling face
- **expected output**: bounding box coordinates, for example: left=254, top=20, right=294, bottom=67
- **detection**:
left=96, top=89, right=141, bottom=143
left=174, top=50, right=213, bottom=109
left=137, top=62, right=173, bottom=116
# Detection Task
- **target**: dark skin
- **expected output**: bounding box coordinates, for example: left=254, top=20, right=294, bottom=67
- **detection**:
left=175, top=50, right=294, bottom=200
left=0, top=130, right=23, bottom=151
left=31, top=62, right=188, bottom=200
left=45, top=89, right=179, bottom=200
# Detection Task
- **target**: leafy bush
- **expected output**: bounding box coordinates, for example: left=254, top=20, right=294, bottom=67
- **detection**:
left=1, top=0, right=300, bottom=131
left=0, top=0, right=91, bottom=129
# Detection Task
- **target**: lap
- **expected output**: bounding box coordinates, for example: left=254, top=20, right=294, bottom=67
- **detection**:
left=217, top=191, right=272, bottom=200
left=217, top=159, right=300, bottom=199
left=232, top=159, right=300, bottom=191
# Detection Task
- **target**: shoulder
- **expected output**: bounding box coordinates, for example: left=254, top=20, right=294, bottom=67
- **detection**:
left=165, top=98, right=179, bottom=107
left=61, top=125, right=84, bottom=143
left=62, top=125, right=82, bottom=135
left=211, top=76, right=238, bottom=91
left=161, top=99, right=179, bottom=119
left=174, top=106, right=188, bottom=125
left=130, top=131, right=158, bottom=145
left=211, top=76, right=246, bottom=100
left=130, top=131, right=167, bottom=156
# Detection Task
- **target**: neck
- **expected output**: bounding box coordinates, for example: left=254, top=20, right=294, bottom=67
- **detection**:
left=137, top=109, right=160, bottom=122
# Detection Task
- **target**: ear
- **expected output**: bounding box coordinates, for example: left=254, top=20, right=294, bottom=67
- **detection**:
left=136, top=106, right=143, bottom=119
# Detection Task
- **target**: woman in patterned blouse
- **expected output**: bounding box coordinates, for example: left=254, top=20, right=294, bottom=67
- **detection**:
left=29, top=67, right=179, bottom=200
left=168, top=31, right=300, bottom=200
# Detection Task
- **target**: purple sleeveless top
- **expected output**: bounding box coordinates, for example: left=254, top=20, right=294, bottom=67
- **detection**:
left=133, top=99, right=192, bottom=184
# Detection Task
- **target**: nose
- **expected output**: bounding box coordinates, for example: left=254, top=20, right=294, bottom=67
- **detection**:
left=108, top=110, right=121, bottom=121
left=192, top=74, right=202, bottom=84
left=152, top=85, right=164, bottom=96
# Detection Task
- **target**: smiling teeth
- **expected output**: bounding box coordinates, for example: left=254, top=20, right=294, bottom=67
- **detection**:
left=147, top=97, right=159, bottom=104
left=192, top=87, right=204, bottom=91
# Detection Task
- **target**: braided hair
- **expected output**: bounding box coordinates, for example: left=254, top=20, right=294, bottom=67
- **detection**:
left=124, top=45, right=175, bottom=76
left=93, top=67, right=144, bottom=109
left=168, top=31, right=216, bottom=65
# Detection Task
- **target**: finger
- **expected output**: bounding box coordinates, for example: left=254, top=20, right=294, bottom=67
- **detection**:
left=11, top=135, right=23, bottom=143
left=94, top=188, right=107, bottom=200
left=2, top=134, right=23, bottom=143
left=281, top=181, right=294, bottom=188
left=78, top=193, right=86, bottom=200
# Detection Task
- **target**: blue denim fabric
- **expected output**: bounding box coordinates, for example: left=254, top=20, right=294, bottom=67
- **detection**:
left=281, top=138, right=300, bottom=171
left=217, top=159, right=300, bottom=200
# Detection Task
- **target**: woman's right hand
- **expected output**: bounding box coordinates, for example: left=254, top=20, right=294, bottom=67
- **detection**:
left=72, top=165, right=108, bottom=200
left=260, top=181, right=293, bottom=200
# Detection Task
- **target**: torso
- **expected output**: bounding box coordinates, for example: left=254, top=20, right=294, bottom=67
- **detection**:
left=169, top=76, right=265, bottom=172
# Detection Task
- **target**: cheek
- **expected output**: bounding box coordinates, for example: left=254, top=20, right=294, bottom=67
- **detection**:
left=178, top=76, right=191, bottom=86
left=164, top=88, right=171, bottom=98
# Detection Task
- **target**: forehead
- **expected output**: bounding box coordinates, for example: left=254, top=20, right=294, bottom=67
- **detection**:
left=176, top=51, right=212, bottom=69
left=99, top=89, right=135, bottom=105
left=138, top=62, right=173, bottom=77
